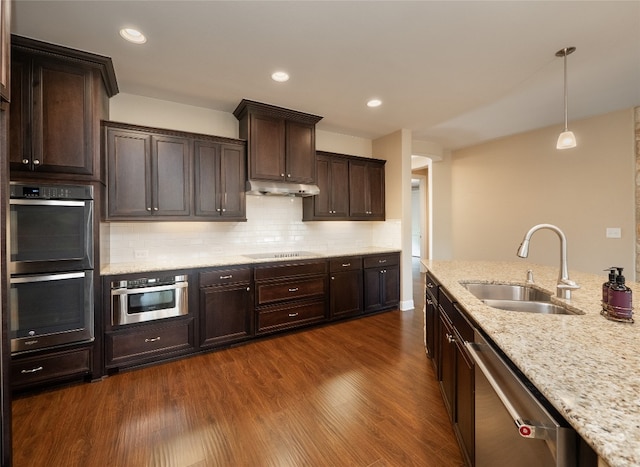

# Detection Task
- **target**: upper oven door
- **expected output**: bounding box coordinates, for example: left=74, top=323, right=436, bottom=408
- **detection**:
left=9, top=198, right=93, bottom=274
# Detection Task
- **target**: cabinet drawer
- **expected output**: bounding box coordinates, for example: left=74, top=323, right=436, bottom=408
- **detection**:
left=363, top=253, right=399, bottom=269
left=257, top=300, right=326, bottom=333
left=256, top=276, right=326, bottom=305
left=329, top=256, right=362, bottom=272
left=254, top=260, right=327, bottom=280
left=200, top=267, right=251, bottom=287
left=452, top=304, right=474, bottom=343
left=106, top=319, right=194, bottom=367
left=11, top=347, right=91, bottom=389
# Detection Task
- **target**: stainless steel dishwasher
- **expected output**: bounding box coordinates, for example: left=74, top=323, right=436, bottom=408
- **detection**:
left=466, top=330, right=577, bottom=467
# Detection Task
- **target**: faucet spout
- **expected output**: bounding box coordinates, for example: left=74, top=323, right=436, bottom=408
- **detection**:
left=516, top=223, right=579, bottom=299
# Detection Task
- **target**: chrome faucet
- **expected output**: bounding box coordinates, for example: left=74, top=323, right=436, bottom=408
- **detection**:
left=517, top=223, right=579, bottom=299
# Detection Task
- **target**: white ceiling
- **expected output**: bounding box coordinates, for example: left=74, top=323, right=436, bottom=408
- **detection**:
left=12, top=1, right=640, bottom=151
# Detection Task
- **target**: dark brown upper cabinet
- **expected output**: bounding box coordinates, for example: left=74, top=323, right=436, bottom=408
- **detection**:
left=349, top=158, right=385, bottom=220
left=0, top=0, right=10, bottom=102
left=194, top=139, right=246, bottom=219
left=103, top=121, right=246, bottom=222
left=303, top=151, right=386, bottom=221
left=9, top=35, right=118, bottom=181
left=234, top=99, right=322, bottom=184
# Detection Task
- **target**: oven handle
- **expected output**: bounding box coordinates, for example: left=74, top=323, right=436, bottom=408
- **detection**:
left=10, top=272, right=86, bottom=284
left=111, top=281, right=188, bottom=296
left=466, top=341, right=551, bottom=440
left=10, top=199, right=87, bottom=207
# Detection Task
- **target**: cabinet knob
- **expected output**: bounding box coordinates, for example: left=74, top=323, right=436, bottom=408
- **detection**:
left=33, top=159, right=40, bottom=165
left=246, top=287, right=250, bottom=292
left=281, top=173, right=285, bottom=177
left=216, top=208, right=221, bottom=212
left=153, top=207, right=158, bottom=211
left=146, top=207, right=152, bottom=211
left=22, top=159, right=29, bottom=164
left=222, top=208, right=226, bottom=212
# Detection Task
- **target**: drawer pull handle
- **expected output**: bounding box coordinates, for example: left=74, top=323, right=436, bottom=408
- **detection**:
left=145, top=337, right=161, bottom=343
left=378, top=259, right=387, bottom=264
left=288, top=313, right=299, bottom=318
left=21, top=366, right=43, bottom=374
left=220, top=274, right=233, bottom=279
left=342, top=263, right=351, bottom=267
left=288, top=287, right=299, bottom=293
left=446, top=333, right=456, bottom=344
left=427, top=282, right=435, bottom=288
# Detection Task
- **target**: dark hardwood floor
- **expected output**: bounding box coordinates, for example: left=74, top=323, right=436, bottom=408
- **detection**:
left=12, top=259, right=463, bottom=467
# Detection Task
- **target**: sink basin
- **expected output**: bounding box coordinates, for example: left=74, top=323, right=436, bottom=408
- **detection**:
left=462, top=282, right=552, bottom=302
left=482, top=299, right=581, bottom=315
left=460, top=282, right=582, bottom=315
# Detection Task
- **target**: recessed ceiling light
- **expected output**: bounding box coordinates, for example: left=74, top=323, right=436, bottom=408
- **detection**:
left=119, top=28, right=147, bottom=44
left=271, top=71, right=290, bottom=82
left=367, top=99, right=382, bottom=108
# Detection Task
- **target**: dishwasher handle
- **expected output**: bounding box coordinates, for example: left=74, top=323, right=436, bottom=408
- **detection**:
left=466, top=341, right=550, bottom=440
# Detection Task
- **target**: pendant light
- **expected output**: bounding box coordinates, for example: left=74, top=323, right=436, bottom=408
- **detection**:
left=556, top=47, right=576, bottom=149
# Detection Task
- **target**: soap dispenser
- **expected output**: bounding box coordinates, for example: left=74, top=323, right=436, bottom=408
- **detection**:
left=601, top=267, right=617, bottom=317
left=606, top=267, right=634, bottom=323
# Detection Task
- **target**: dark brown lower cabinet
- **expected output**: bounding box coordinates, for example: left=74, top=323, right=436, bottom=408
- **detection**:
left=199, top=267, right=253, bottom=348
left=105, top=318, right=195, bottom=370
left=329, top=256, right=363, bottom=319
left=363, top=253, right=400, bottom=312
left=11, top=347, right=91, bottom=390
left=254, top=260, right=328, bottom=335
left=436, top=288, right=475, bottom=467
left=424, top=271, right=439, bottom=361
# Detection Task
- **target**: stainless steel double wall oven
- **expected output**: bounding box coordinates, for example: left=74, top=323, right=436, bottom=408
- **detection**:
left=9, top=182, right=94, bottom=354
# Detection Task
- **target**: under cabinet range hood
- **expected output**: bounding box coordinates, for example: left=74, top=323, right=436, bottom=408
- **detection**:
left=245, top=179, right=320, bottom=197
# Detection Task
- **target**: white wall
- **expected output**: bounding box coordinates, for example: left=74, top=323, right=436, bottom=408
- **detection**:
left=104, top=94, right=401, bottom=266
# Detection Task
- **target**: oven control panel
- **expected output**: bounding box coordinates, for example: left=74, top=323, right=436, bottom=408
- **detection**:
left=10, top=183, right=93, bottom=200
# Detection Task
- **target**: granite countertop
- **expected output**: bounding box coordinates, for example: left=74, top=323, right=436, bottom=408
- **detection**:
left=100, top=247, right=400, bottom=275
left=422, top=260, right=640, bottom=467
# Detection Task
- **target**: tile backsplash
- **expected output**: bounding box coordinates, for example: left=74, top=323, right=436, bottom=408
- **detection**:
left=101, top=196, right=401, bottom=265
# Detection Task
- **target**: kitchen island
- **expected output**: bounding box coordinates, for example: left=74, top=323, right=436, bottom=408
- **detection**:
left=423, top=260, right=640, bottom=467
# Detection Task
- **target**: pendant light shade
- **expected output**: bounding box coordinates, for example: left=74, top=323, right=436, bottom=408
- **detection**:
left=556, top=47, right=576, bottom=150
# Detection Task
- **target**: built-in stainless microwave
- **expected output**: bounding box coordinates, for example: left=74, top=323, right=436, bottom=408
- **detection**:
left=9, top=183, right=93, bottom=275
left=111, top=275, right=189, bottom=326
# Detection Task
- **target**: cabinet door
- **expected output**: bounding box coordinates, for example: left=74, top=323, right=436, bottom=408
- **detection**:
left=193, top=139, right=220, bottom=217
left=107, top=128, right=153, bottom=218
left=18, top=57, right=93, bottom=175
left=313, top=155, right=332, bottom=217
left=0, top=0, right=9, bottom=101
left=367, top=162, right=385, bottom=219
left=349, top=160, right=385, bottom=219
left=349, top=159, right=368, bottom=217
left=382, top=264, right=400, bottom=308
left=285, top=120, right=315, bottom=183
left=455, top=340, right=475, bottom=466
left=8, top=53, right=27, bottom=169
left=152, top=135, right=191, bottom=216
left=330, top=157, right=349, bottom=217
left=248, top=113, right=285, bottom=181
left=363, top=267, right=383, bottom=312
left=425, top=288, right=437, bottom=359
left=330, top=269, right=363, bottom=319
left=219, top=143, right=246, bottom=219
left=200, top=284, right=253, bottom=348
left=438, top=311, right=455, bottom=421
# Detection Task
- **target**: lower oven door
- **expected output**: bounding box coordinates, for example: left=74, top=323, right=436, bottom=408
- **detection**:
left=111, top=279, right=189, bottom=326
left=10, top=271, right=94, bottom=354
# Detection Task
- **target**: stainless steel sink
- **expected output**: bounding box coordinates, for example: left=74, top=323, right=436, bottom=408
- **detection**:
left=462, top=282, right=552, bottom=302
left=461, top=282, right=582, bottom=315
left=482, top=299, right=581, bottom=315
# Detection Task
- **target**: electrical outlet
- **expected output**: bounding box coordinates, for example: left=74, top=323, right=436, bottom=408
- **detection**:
left=134, top=249, right=149, bottom=259
left=605, top=227, right=621, bottom=239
